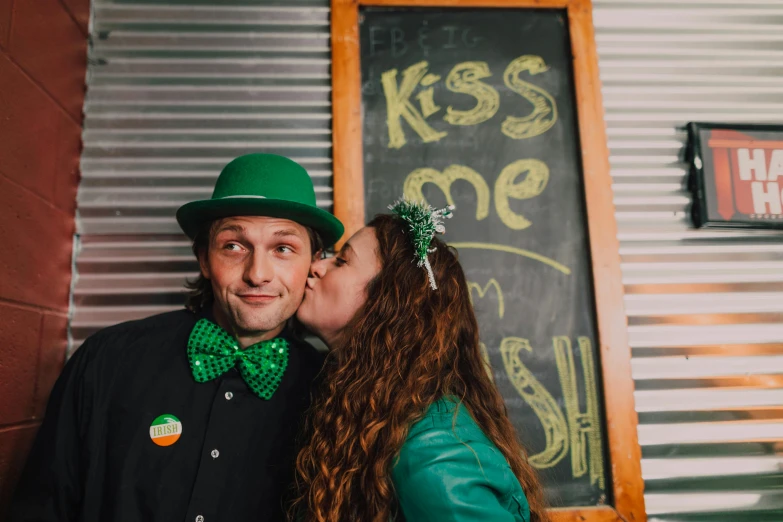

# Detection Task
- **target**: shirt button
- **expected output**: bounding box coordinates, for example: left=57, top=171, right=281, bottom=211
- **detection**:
left=225, top=391, right=233, bottom=400
left=196, top=516, right=204, bottom=522
left=211, top=449, right=219, bottom=459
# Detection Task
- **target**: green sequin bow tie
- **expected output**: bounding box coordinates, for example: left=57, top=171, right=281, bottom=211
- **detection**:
left=187, top=318, right=289, bottom=400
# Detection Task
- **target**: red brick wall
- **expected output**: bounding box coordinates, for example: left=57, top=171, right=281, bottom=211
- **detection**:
left=0, top=0, right=88, bottom=511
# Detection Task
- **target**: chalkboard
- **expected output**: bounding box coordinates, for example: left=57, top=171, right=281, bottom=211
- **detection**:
left=359, top=7, right=608, bottom=507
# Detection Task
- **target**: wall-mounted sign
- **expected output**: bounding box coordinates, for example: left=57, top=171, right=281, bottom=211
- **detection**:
left=688, top=122, right=783, bottom=229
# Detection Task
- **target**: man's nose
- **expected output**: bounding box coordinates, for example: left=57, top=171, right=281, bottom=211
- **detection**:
left=244, top=250, right=273, bottom=286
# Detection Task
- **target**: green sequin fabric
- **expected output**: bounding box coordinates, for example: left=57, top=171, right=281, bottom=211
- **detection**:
left=186, top=318, right=289, bottom=400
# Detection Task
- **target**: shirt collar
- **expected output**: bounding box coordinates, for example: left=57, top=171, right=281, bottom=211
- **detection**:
left=196, top=305, right=295, bottom=345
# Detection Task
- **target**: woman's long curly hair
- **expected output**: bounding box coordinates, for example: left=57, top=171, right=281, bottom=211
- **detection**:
left=292, top=214, right=550, bottom=522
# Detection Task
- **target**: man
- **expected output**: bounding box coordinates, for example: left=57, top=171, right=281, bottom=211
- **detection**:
left=10, top=154, right=344, bottom=522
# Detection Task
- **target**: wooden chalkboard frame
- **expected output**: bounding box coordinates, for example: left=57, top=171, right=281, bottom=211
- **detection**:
left=331, top=1, right=646, bottom=521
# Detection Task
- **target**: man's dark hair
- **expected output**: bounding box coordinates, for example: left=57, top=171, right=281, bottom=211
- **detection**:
left=184, top=219, right=326, bottom=313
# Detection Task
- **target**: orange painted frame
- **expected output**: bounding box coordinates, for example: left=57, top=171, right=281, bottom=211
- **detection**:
left=331, top=0, right=646, bottom=521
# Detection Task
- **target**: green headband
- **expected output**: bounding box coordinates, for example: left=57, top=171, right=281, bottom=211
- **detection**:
left=389, top=197, right=455, bottom=290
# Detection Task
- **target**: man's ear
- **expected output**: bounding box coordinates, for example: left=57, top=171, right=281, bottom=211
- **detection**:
left=197, top=250, right=211, bottom=279
left=311, top=248, right=325, bottom=262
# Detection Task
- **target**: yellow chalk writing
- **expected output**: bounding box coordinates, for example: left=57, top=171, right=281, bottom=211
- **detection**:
left=443, top=61, right=500, bottom=126
left=416, top=87, right=441, bottom=118
left=495, top=159, right=550, bottom=230
left=501, top=337, right=569, bottom=469
left=467, top=278, right=505, bottom=318
left=382, top=61, right=447, bottom=149
left=450, top=242, right=570, bottom=275
left=553, top=336, right=606, bottom=488
left=502, top=56, right=558, bottom=140
left=403, top=165, right=491, bottom=221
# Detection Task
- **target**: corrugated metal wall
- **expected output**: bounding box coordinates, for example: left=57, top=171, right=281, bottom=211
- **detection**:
left=593, top=1, right=783, bottom=520
left=73, top=0, right=332, bottom=347
left=74, top=0, right=783, bottom=519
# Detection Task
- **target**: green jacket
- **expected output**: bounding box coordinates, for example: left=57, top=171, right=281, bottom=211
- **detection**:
left=391, top=397, right=531, bottom=522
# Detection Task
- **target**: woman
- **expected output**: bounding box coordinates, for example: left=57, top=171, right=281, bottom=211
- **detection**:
left=294, top=200, right=550, bottom=522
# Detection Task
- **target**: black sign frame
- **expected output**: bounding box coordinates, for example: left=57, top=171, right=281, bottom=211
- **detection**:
left=689, top=122, right=783, bottom=230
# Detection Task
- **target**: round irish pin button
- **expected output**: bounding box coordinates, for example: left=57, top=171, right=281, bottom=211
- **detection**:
left=149, top=414, right=183, bottom=447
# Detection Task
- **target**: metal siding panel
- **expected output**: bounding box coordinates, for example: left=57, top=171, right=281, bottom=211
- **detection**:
left=73, top=0, right=332, bottom=346
left=594, top=0, right=783, bottom=519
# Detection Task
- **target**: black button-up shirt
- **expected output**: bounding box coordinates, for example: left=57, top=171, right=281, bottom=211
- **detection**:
left=10, top=309, right=325, bottom=522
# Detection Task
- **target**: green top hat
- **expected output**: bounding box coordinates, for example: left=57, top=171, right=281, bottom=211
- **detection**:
left=176, top=154, right=344, bottom=246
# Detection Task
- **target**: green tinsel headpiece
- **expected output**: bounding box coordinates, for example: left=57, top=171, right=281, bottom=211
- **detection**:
left=388, top=197, right=455, bottom=290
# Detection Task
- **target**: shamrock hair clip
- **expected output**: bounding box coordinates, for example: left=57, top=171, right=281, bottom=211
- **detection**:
left=389, top=197, right=455, bottom=290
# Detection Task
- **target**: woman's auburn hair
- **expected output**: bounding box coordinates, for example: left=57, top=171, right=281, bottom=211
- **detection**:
left=292, top=214, right=550, bottom=522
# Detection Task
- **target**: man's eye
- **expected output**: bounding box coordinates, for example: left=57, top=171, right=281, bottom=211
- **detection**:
left=224, top=243, right=241, bottom=251
left=277, top=246, right=294, bottom=254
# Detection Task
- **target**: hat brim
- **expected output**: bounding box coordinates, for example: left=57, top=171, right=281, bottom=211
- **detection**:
left=176, top=197, right=345, bottom=247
